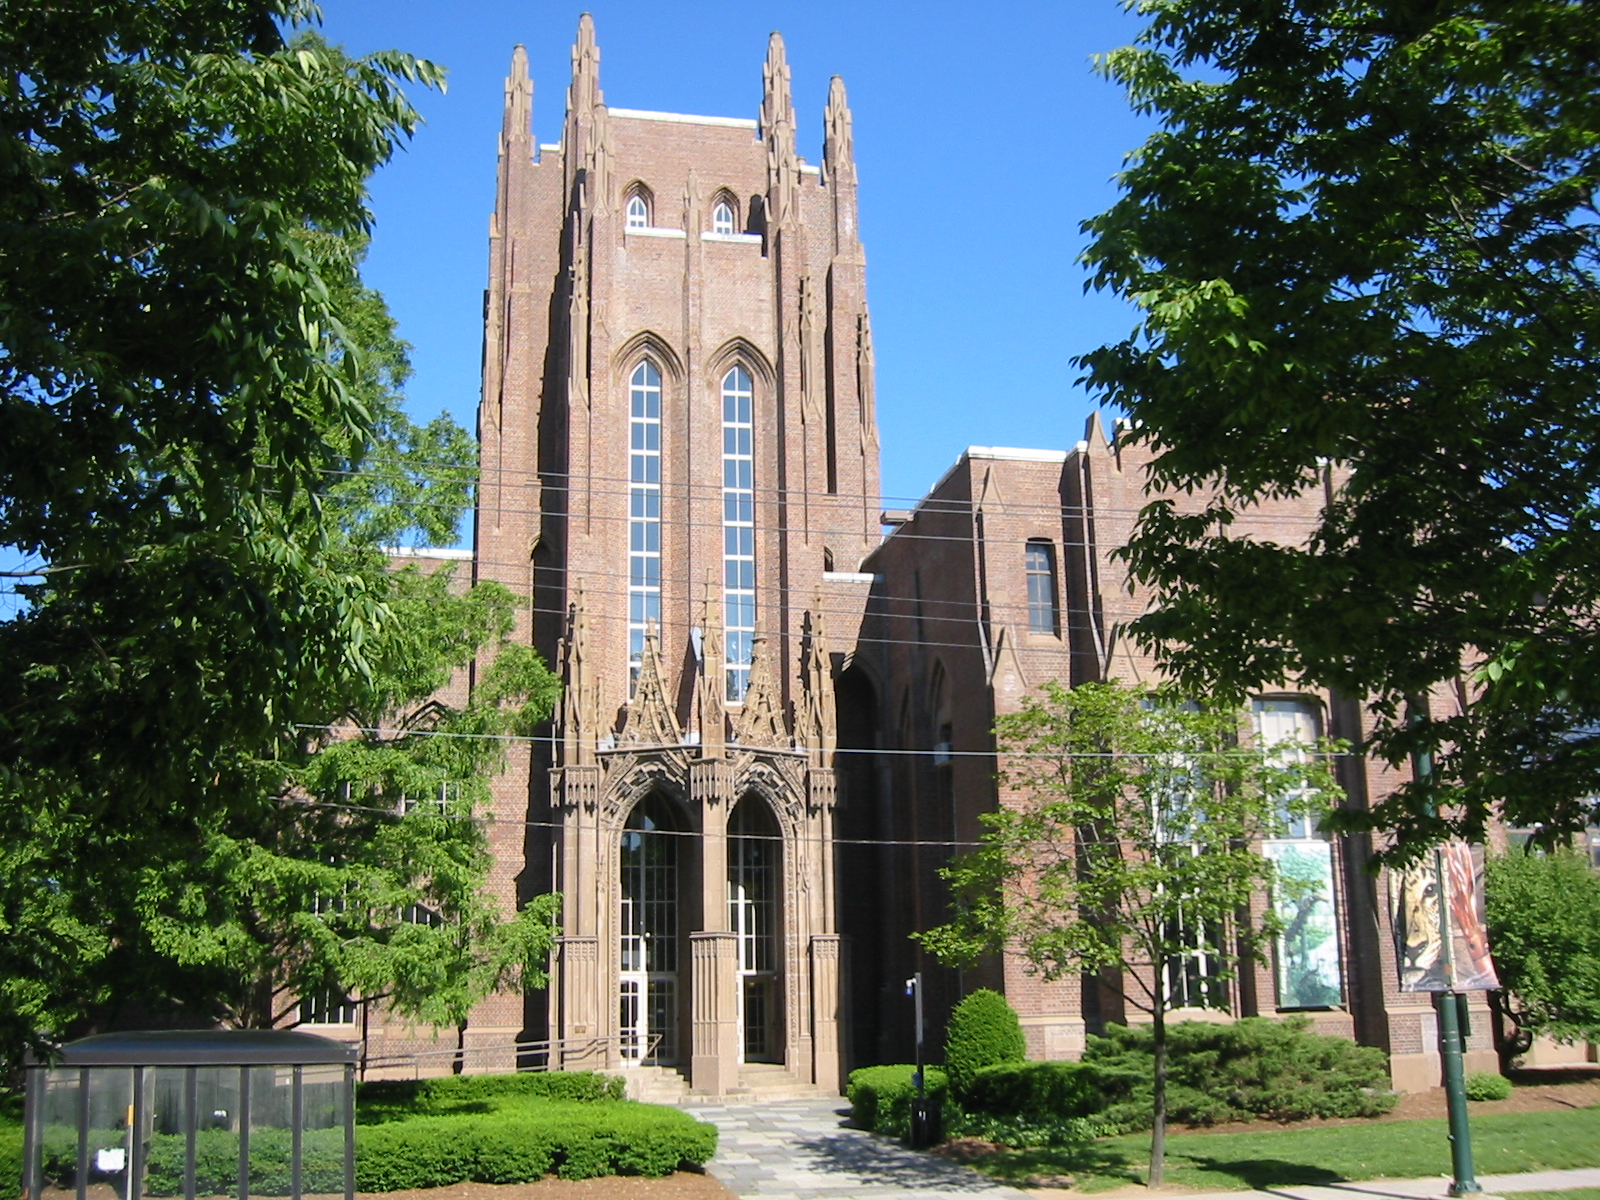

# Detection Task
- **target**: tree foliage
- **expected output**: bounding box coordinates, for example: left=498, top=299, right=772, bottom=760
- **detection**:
left=920, top=681, right=1340, bottom=1182
left=0, top=4, right=566, bottom=1067
left=1077, top=0, right=1600, bottom=851
left=1485, top=847, right=1600, bottom=1048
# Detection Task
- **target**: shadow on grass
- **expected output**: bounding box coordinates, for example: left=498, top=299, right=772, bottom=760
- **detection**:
left=963, top=1140, right=1141, bottom=1188
left=1164, top=1154, right=1344, bottom=1190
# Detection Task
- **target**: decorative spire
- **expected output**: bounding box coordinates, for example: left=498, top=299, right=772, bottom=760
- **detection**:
left=621, top=622, right=681, bottom=747
left=560, top=583, right=597, bottom=765
left=823, top=76, right=853, bottom=186
left=564, top=14, right=611, bottom=208
left=762, top=32, right=799, bottom=228
left=734, top=634, right=789, bottom=748
left=798, top=601, right=837, bottom=760
left=503, top=46, right=533, bottom=152
left=696, top=575, right=726, bottom=756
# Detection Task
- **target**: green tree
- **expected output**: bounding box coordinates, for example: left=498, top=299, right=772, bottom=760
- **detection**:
left=1077, top=1, right=1600, bottom=851
left=0, top=2, right=447, bottom=1067
left=920, top=681, right=1340, bottom=1183
left=1485, top=847, right=1600, bottom=1052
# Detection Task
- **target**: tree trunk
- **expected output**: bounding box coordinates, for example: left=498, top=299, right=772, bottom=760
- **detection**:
left=453, top=1019, right=467, bottom=1075
left=1150, top=1003, right=1167, bottom=1187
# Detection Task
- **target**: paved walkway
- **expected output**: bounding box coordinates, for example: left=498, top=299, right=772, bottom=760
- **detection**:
left=689, top=1098, right=1035, bottom=1200
left=1143, top=1168, right=1600, bottom=1200
left=688, top=1098, right=1600, bottom=1200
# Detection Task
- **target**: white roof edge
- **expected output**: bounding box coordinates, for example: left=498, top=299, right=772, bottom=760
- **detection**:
left=538, top=142, right=562, bottom=153
left=608, top=107, right=758, bottom=130
left=385, top=546, right=474, bottom=560
left=821, top=570, right=877, bottom=584
left=965, top=445, right=1070, bottom=463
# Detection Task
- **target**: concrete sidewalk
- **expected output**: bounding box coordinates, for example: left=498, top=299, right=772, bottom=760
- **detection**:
left=690, top=1095, right=1600, bottom=1200
left=1031, top=1167, right=1600, bottom=1200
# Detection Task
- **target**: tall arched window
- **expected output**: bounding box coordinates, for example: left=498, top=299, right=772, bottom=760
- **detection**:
left=722, top=366, right=756, bottom=701
left=628, top=361, right=663, bottom=691
left=626, top=193, right=649, bottom=230
left=729, top=796, right=780, bottom=1062
left=1254, top=697, right=1345, bottom=1009
left=712, top=199, right=736, bottom=235
left=1025, top=539, right=1059, bottom=635
left=620, top=794, right=680, bottom=1064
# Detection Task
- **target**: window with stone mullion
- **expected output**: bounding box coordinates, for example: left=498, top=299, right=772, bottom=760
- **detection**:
left=722, top=366, right=756, bottom=702
left=628, top=362, right=663, bottom=694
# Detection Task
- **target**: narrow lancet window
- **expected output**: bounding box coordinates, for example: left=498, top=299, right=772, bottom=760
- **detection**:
left=722, top=366, right=756, bottom=701
left=627, top=193, right=649, bottom=229
left=712, top=200, right=735, bottom=235
left=629, top=361, right=663, bottom=691
left=1025, top=539, right=1059, bottom=635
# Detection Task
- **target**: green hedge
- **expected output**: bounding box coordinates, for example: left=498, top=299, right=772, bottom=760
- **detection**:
left=1084, top=1016, right=1396, bottom=1129
left=354, top=1103, right=715, bottom=1186
left=1, top=1126, right=20, bottom=1200
left=944, top=990, right=1027, bottom=1094
left=358, top=1070, right=624, bottom=1122
left=961, top=1060, right=1102, bottom=1119
left=846, top=1065, right=950, bottom=1139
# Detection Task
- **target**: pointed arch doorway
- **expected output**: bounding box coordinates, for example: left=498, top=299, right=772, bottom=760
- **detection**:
left=620, top=794, right=683, bottom=1066
left=729, top=794, right=782, bottom=1063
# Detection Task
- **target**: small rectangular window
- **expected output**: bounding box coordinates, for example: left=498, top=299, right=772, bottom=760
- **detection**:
left=1025, top=540, right=1058, bottom=635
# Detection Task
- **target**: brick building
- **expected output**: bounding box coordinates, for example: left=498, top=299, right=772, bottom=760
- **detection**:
left=461, top=17, right=1499, bottom=1097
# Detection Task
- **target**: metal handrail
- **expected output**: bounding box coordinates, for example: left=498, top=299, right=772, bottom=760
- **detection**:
left=358, top=1032, right=664, bottom=1079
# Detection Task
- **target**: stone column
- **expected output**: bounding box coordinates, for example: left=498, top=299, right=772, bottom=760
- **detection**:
left=810, top=934, right=842, bottom=1094
left=691, top=931, right=739, bottom=1094
left=556, top=937, right=601, bottom=1069
left=690, top=759, right=738, bottom=1093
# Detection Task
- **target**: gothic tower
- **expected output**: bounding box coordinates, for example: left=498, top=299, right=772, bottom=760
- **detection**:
left=475, top=16, right=880, bottom=1095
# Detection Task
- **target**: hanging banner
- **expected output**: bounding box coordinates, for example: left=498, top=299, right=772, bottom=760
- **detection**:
left=1387, top=840, right=1499, bottom=992
left=1265, top=840, right=1344, bottom=1007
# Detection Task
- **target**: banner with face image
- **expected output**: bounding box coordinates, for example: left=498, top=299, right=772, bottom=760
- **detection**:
left=1387, top=840, right=1499, bottom=992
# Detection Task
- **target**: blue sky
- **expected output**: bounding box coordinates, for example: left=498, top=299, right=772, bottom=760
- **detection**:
left=318, top=0, right=1152, bottom=513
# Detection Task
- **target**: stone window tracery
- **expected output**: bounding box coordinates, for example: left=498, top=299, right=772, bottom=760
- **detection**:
left=626, top=192, right=650, bottom=230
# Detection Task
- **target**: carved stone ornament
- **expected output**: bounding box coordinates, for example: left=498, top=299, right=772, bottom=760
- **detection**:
left=621, top=622, right=681, bottom=747
left=734, top=634, right=788, bottom=748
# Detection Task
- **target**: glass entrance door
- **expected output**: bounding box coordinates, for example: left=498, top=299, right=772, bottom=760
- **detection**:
left=728, top=797, right=781, bottom=1063
left=620, top=796, right=679, bottom=1065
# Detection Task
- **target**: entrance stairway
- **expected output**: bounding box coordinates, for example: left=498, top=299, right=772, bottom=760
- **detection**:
left=689, top=1062, right=839, bottom=1104
left=624, top=1062, right=840, bottom=1104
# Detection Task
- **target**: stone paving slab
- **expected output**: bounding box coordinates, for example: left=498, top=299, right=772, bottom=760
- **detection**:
left=687, top=1098, right=1036, bottom=1200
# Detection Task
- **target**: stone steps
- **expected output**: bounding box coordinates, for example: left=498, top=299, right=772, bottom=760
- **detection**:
left=685, top=1061, right=839, bottom=1104
left=621, top=1064, right=692, bottom=1103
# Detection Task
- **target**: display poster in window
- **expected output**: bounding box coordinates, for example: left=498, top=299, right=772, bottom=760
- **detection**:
left=1387, top=840, right=1499, bottom=992
left=1264, top=840, right=1343, bottom=1007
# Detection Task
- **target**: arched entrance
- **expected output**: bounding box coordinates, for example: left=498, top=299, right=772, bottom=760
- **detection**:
left=620, top=794, right=683, bottom=1065
left=728, top=795, right=782, bottom=1063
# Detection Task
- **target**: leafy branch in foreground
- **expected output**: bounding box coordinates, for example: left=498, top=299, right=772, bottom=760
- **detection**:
left=1078, top=0, right=1600, bottom=851
left=921, top=681, right=1340, bottom=1184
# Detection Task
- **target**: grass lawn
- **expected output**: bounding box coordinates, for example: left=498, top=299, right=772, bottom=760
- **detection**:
left=1506, top=1194, right=1600, bottom=1200
left=968, top=1105, right=1600, bottom=1191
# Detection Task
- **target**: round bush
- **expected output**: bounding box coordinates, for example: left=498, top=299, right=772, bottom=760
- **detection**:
left=944, top=989, right=1026, bottom=1094
left=1464, top=1071, right=1513, bottom=1101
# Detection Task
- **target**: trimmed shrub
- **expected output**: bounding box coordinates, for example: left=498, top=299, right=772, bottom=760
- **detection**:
left=961, top=1060, right=1102, bottom=1120
left=1465, top=1072, right=1513, bottom=1102
left=1085, top=1016, right=1396, bottom=1130
left=846, top=1065, right=950, bottom=1139
left=358, top=1070, right=624, bottom=1122
left=944, top=989, right=1027, bottom=1094
left=139, top=1100, right=714, bottom=1193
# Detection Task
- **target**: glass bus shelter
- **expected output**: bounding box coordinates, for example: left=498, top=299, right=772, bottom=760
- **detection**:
left=23, top=1030, right=358, bottom=1200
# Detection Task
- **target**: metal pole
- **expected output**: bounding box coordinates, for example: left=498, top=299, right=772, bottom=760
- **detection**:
left=237, top=1067, right=251, bottom=1200
left=1410, top=703, right=1480, bottom=1197
left=291, top=1068, right=303, bottom=1200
